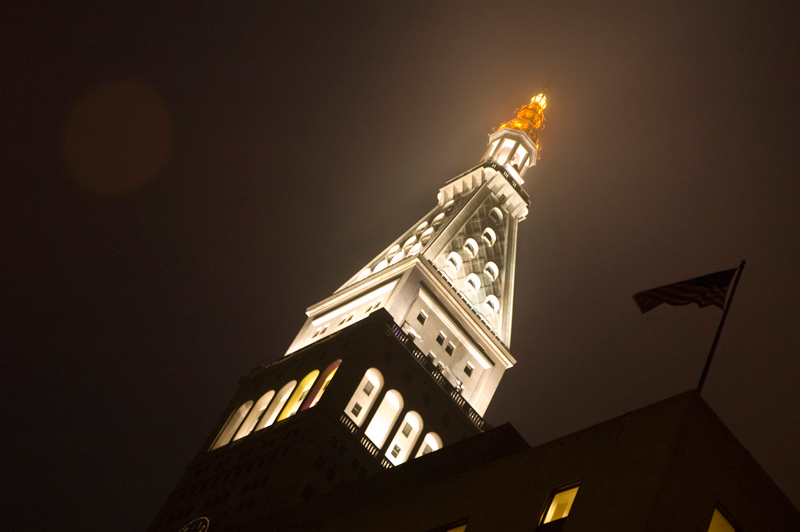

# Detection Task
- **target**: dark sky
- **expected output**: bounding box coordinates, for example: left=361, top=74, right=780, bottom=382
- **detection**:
left=4, top=2, right=800, bottom=530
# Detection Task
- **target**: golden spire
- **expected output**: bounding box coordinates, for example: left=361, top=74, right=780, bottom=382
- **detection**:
left=497, top=92, right=547, bottom=149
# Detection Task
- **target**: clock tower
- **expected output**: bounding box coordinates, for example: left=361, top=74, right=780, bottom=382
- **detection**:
left=148, top=93, right=548, bottom=532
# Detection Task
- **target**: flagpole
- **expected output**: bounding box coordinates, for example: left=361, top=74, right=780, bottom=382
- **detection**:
left=697, top=260, right=746, bottom=394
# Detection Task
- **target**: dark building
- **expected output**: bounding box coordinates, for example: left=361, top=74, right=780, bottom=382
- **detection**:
left=148, top=93, right=799, bottom=532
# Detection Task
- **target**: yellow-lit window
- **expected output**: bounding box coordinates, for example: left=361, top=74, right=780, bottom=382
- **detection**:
left=541, top=486, right=579, bottom=524
left=708, top=508, right=736, bottom=532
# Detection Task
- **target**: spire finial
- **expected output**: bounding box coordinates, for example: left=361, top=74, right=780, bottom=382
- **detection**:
left=497, top=90, right=548, bottom=149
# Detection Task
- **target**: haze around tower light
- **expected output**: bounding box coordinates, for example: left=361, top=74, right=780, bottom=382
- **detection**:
left=4, top=2, right=800, bottom=531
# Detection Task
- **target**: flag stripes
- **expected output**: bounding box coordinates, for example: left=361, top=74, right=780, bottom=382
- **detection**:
left=633, top=268, right=737, bottom=314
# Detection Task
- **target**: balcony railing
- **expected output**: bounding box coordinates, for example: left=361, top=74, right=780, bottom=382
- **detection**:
left=387, top=323, right=488, bottom=431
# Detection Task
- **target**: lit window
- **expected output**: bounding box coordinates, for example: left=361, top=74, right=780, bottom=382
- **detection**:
left=489, top=207, right=503, bottom=225
left=446, top=252, right=463, bottom=273
left=210, top=401, right=253, bottom=450
left=432, top=213, right=445, bottom=228
left=420, top=227, right=434, bottom=244
left=390, top=250, right=405, bottom=264
left=257, top=380, right=297, bottom=430
left=417, top=311, right=427, bottom=325
left=409, top=242, right=422, bottom=256
left=463, top=238, right=478, bottom=258
left=385, top=410, right=422, bottom=465
left=278, top=370, right=320, bottom=420
left=403, top=236, right=417, bottom=252
left=464, top=362, right=474, bottom=377
left=364, top=390, right=404, bottom=448
left=307, top=360, right=340, bottom=409
left=540, top=486, right=579, bottom=526
left=494, top=138, right=517, bottom=164
left=485, top=295, right=500, bottom=316
left=415, top=432, right=443, bottom=458
left=344, top=368, right=384, bottom=427
left=484, top=262, right=499, bottom=281
left=708, top=508, right=737, bottom=532
left=482, top=227, right=497, bottom=246
left=234, top=390, right=275, bottom=441
left=465, top=273, right=481, bottom=293
left=445, top=343, right=454, bottom=355
left=374, top=259, right=388, bottom=273
left=386, top=244, right=401, bottom=261
left=415, top=221, right=428, bottom=235
left=365, top=300, right=382, bottom=314
left=436, top=332, right=445, bottom=345
left=509, top=144, right=528, bottom=169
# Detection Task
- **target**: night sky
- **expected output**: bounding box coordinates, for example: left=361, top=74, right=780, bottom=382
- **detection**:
left=4, top=2, right=800, bottom=530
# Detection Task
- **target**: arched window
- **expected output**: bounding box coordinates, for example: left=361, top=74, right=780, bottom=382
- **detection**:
left=402, top=236, right=417, bottom=253
left=374, top=259, right=388, bottom=273
left=408, top=242, right=422, bottom=256
left=442, top=199, right=455, bottom=212
left=278, top=370, right=320, bottom=421
left=465, top=273, right=481, bottom=293
left=414, top=221, right=428, bottom=235
left=484, top=261, right=499, bottom=281
left=356, top=267, right=371, bottom=281
left=414, top=432, right=443, bottom=457
left=386, top=244, right=401, bottom=261
left=432, top=213, right=445, bottom=228
left=385, top=411, right=423, bottom=465
left=463, top=238, right=478, bottom=258
left=446, top=252, right=462, bottom=274
left=420, top=227, right=434, bottom=245
left=301, top=359, right=341, bottom=410
left=345, top=368, right=384, bottom=427
left=390, top=250, right=405, bottom=264
left=256, top=381, right=296, bottom=430
left=210, top=400, right=253, bottom=450
left=482, top=227, right=497, bottom=247
left=485, top=295, right=500, bottom=316
left=489, top=207, right=504, bottom=225
left=233, top=391, right=275, bottom=441
left=364, top=389, right=403, bottom=448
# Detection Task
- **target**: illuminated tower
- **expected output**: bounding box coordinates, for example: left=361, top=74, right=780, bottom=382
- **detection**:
left=148, top=93, right=548, bottom=532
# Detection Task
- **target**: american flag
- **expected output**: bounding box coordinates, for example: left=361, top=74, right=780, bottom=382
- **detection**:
left=633, top=268, right=737, bottom=314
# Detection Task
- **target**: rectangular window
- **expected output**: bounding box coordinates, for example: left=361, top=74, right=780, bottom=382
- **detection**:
left=312, top=325, right=328, bottom=338
left=436, top=332, right=446, bottom=345
left=540, top=486, right=579, bottom=526
left=427, top=352, right=436, bottom=363
left=417, top=310, right=427, bottom=324
left=351, top=403, right=362, bottom=417
left=401, top=423, right=412, bottom=437
left=445, top=342, right=454, bottom=355
left=391, top=444, right=401, bottom=458
left=708, top=507, right=737, bottom=532
left=363, top=381, right=374, bottom=396
left=464, top=362, right=474, bottom=377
